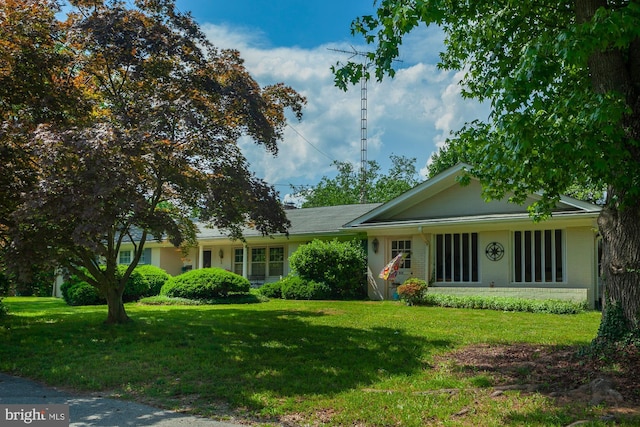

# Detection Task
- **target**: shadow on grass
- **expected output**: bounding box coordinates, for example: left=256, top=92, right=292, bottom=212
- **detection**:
left=1, top=302, right=452, bottom=414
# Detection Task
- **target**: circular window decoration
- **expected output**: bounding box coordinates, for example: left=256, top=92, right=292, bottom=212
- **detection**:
left=485, top=242, right=504, bottom=261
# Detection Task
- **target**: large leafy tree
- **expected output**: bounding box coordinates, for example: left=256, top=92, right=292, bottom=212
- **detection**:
left=0, top=0, right=87, bottom=294
left=427, top=143, right=606, bottom=205
left=335, top=0, right=640, bottom=346
left=1, top=0, right=305, bottom=323
left=291, top=154, right=421, bottom=207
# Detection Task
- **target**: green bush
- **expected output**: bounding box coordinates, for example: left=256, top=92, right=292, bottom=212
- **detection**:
left=160, top=268, right=250, bottom=300
left=258, top=281, right=282, bottom=299
left=118, top=265, right=149, bottom=302
left=65, top=282, right=103, bottom=306
left=60, top=269, right=101, bottom=305
left=60, top=265, right=152, bottom=305
left=289, top=239, right=366, bottom=299
left=278, top=276, right=331, bottom=300
left=422, top=293, right=587, bottom=314
left=397, top=278, right=428, bottom=306
left=135, top=265, right=171, bottom=296
left=138, top=295, right=205, bottom=306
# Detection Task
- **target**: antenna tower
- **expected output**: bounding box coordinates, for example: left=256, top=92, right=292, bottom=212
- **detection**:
left=329, top=47, right=371, bottom=204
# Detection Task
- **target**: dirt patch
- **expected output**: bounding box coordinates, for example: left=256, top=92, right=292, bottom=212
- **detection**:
left=436, top=343, right=640, bottom=412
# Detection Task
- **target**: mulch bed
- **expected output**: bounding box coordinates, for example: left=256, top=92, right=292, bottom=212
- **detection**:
left=437, top=343, right=640, bottom=409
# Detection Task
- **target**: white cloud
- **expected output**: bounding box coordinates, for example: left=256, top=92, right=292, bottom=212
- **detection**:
left=201, top=23, right=490, bottom=195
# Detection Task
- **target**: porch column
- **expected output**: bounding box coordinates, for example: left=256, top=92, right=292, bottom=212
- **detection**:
left=198, top=245, right=204, bottom=270
left=242, top=245, right=248, bottom=277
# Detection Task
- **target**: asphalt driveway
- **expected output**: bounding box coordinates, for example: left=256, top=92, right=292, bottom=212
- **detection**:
left=0, top=373, right=244, bottom=426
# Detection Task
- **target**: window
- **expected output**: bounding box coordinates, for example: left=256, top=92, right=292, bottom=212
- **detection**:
left=435, top=233, right=478, bottom=282
left=119, top=250, right=131, bottom=265
left=233, top=248, right=243, bottom=275
left=140, top=248, right=152, bottom=265
left=269, top=247, right=284, bottom=277
left=251, top=248, right=266, bottom=277
left=514, top=230, right=563, bottom=282
left=251, top=246, right=284, bottom=277
left=391, top=240, right=412, bottom=268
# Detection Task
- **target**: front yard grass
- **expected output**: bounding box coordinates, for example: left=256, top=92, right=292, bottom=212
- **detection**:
left=0, top=297, right=636, bottom=426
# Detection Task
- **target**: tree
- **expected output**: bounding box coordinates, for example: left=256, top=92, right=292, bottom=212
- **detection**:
left=292, top=154, right=421, bottom=207
left=335, top=1, right=640, bottom=346
left=1, top=0, right=305, bottom=323
left=427, top=143, right=606, bottom=205
left=0, top=0, right=86, bottom=296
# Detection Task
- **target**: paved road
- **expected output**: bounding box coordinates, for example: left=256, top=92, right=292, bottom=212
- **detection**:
left=0, top=373, right=245, bottom=426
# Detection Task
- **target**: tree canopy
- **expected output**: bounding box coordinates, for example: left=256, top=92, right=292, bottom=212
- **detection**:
left=291, top=154, right=421, bottom=207
left=0, top=0, right=305, bottom=323
left=335, top=0, right=640, bottom=346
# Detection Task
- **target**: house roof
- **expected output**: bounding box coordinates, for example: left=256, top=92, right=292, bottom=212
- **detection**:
left=343, top=163, right=601, bottom=230
left=196, top=203, right=382, bottom=241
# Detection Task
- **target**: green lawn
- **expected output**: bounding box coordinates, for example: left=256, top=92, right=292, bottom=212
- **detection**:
left=0, top=297, right=633, bottom=426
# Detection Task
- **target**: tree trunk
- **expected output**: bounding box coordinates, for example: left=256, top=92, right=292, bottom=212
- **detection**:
left=104, top=284, right=131, bottom=324
left=575, top=0, right=640, bottom=346
left=596, top=192, right=640, bottom=342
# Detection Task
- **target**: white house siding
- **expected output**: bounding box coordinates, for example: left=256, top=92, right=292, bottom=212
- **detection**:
left=366, top=225, right=599, bottom=308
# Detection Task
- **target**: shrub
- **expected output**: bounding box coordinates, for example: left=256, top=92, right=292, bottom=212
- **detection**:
left=397, top=278, right=428, bottom=306
left=289, top=238, right=366, bottom=299
left=422, top=293, right=587, bottom=314
left=117, top=265, right=149, bottom=302
left=60, top=271, right=96, bottom=305
left=258, top=281, right=283, bottom=299
left=160, top=268, right=250, bottom=300
left=65, top=282, right=103, bottom=306
left=60, top=265, right=151, bottom=305
left=278, top=275, right=331, bottom=300
left=135, top=265, right=171, bottom=296
left=138, top=295, right=205, bottom=306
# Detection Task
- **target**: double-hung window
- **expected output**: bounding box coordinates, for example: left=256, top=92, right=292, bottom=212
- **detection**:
left=269, top=247, right=284, bottom=277
left=513, top=230, right=564, bottom=283
left=233, top=248, right=244, bottom=275
left=119, top=250, right=132, bottom=265
left=435, top=233, right=479, bottom=282
left=251, top=246, right=284, bottom=277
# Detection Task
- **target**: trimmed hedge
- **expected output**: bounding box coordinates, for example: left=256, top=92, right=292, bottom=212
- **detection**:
left=118, top=265, right=149, bottom=302
left=60, top=270, right=104, bottom=306
left=280, top=276, right=331, bottom=300
left=422, top=293, right=587, bottom=314
left=258, top=276, right=331, bottom=300
left=134, top=265, right=170, bottom=296
left=60, top=264, right=169, bottom=306
left=258, top=281, right=283, bottom=299
left=66, top=282, right=103, bottom=306
left=160, top=268, right=250, bottom=300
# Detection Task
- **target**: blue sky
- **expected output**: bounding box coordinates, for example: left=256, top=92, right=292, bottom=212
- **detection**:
left=175, top=1, right=376, bottom=49
left=85, top=1, right=489, bottom=201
